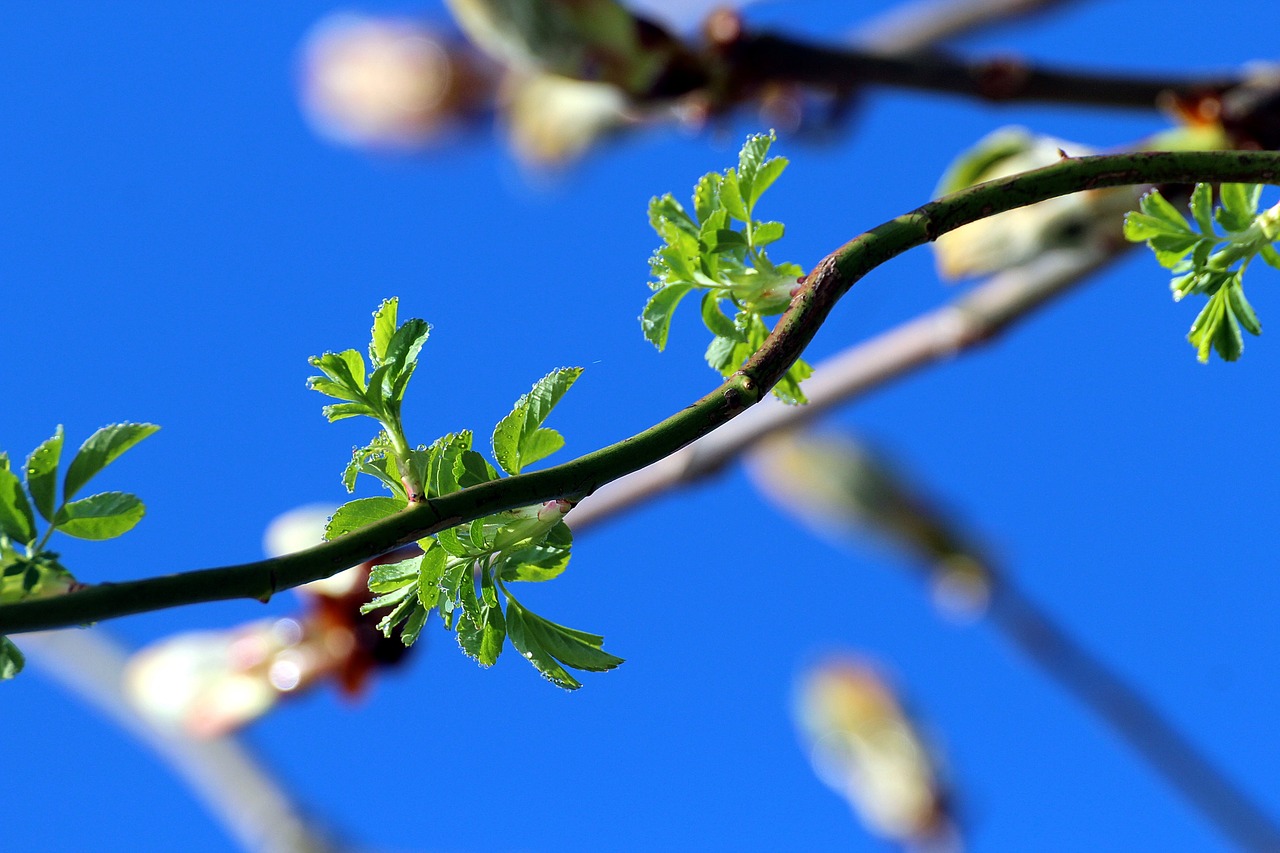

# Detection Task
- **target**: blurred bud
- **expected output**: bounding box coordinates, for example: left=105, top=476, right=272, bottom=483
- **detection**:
left=444, top=0, right=706, bottom=99
left=747, top=431, right=992, bottom=620
left=299, top=13, right=495, bottom=149
left=124, top=505, right=416, bottom=736
left=795, top=657, right=958, bottom=850
left=502, top=72, right=631, bottom=165
left=932, top=128, right=1128, bottom=279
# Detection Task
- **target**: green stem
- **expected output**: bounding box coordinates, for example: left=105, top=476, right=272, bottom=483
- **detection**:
left=3, top=149, right=1280, bottom=634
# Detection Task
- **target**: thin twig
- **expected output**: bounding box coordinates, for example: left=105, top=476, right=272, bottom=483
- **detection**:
left=569, top=244, right=1123, bottom=528
left=22, top=629, right=343, bottom=853
left=719, top=32, right=1240, bottom=109
left=993, top=581, right=1280, bottom=852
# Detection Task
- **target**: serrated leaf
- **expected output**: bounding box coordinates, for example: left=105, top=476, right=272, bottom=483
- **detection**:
left=399, top=603, right=428, bottom=646
left=381, top=318, right=431, bottom=404
left=692, top=171, right=721, bottom=222
left=1190, top=182, right=1215, bottom=235
left=648, top=193, right=696, bottom=235
left=325, top=496, right=405, bottom=540
left=1138, top=190, right=1194, bottom=234
left=307, top=350, right=367, bottom=400
left=0, top=637, right=23, bottom=681
left=1218, top=183, right=1262, bottom=232
left=705, top=334, right=743, bottom=374
left=1227, top=280, right=1261, bottom=336
left=53, top=491, right=144, bottom=540
left=368, top=554, right=423, bottom=593
left=370, top=298, right=398, bottom=365
left=454, top=449, right=500, bottom=490
left=753, top=221, right=785, bottom=246
left=500, top=521, right=573, bottom=582
left=641, top=284, right=695, bottom=350
left=63, top=423, right=159, bottom=502
left=435, top=526, right=477, bottom=558
left=24, top=427, right=63, bottom=523
left=491, top=367, right=582, bottom=475
left=505, top=600, right=581, bottom=690
left=735, top=131, right=775, bottom=207
left=720, top=170, right=749, bottom=222
left=701, top=292, right=744, bottom=342
left=0, top=458, right=36, bottom=546
left=512, top=600, right=623, bottom=673
left=748, top=156, right=787, bottom=209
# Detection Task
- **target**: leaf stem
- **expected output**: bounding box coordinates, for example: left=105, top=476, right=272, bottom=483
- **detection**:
left=3, top=149, right=1280, bottom=634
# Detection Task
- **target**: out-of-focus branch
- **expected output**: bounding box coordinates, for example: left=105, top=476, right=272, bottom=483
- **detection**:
left=992, top=582, right=1280, bottom=852
left=569, top=243, right=1125, bottom=530
left=22, top=630, right=343, bottom=853
left=851, top=0, right=1087, bottom=53
left=715, top=29, right=1239, bottom=110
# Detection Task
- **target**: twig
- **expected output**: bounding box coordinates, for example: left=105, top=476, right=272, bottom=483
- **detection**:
left=570, top=244, right=1124, bottom=528
left=718, top=31, right=1240, bottom=109
left=22, top=629, right=343, bottom=853
left=3, top=149, right=1280, bottom=633
left=993, top=581, right=1280, bottom=852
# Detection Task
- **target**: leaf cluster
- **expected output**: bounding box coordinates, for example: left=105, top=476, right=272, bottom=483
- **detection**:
left=311, top=302, right=620, bottom=689
left=1125, top=183, right=1280, bottom=362
left=643, top=131, right=813, bottom=404
left=0, top=423, right=159, bottom=680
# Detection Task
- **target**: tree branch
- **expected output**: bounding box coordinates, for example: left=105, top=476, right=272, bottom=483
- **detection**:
left=22, top=629, right=343, bottom=853
left=717, top=30, right=1240, bottom=109
left=3, top=148, right=1280, bottom=634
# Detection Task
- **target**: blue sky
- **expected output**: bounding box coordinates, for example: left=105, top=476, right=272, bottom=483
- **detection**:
left=3, top=2, right=1280, bottom=851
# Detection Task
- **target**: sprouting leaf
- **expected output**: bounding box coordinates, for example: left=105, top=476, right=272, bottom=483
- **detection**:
left=380, top=318, right=431, bottom=404
left=492, top=367, right=583, bottom=475
left=368, top=553, right=423, bottom=593
left=0, top=637, right=23, bottom=681
left=62, top=423, right=159, bottom=502
left=0, top=456, right=36, bottom=546
left=457, top=571, right=505, bottom=667
left=325, top=496, right=405, bottom=540
left=500, top=521, right=573, bottom=582
left=53, top=491, right=145, bottom=540
left=1128, top=183, right=1278, bottom=362
left=1217, top=183, right=1262, bottom=232
left=369, top=297, right=398, bottom=365
left=505, top=598, right=621, bottom=690
left=24, top=426, right=63, bottom=523
left=307, top=350, right=368, bottom=401
left=641, top=284, right=695, bottom=350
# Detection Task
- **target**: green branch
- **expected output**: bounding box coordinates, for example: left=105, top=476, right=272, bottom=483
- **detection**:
left=3, top=148, right=1280, bottom=634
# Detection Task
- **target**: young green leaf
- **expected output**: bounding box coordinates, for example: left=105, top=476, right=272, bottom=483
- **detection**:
left=368, top=553, right=423, bottom=593
left=62, top=423, right=159, bottom=502
left=53, top=492, right=145, bottom=540
left=492, top=367, right=583, bottom=475
left=369, top=297, right=399, bottom=365
left=0, top=456, right=36, bottom=546
left=505, top=598, right=621, bottom=690
left=326, top=496, right=406, bottom=540
left=641, top=284, right=695, bottom=350
left=499, top=521, right=573, bottom=583
left=0, top=637, right=23, bottom=681
left=24, top=426, right=64, bottom=523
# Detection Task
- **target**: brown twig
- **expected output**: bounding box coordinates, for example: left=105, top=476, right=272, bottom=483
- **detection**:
left=713, top=31, right=1240, bottom=110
